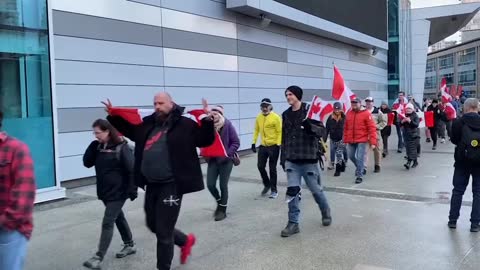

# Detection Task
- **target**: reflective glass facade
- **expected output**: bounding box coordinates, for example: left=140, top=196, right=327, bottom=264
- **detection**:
left=0, top=0, right=55, bottom=189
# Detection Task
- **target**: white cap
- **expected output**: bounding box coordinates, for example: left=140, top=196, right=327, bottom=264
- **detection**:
left=365, top=97, right=374, bottom=102
left=405, top=103, right=414, bottom=110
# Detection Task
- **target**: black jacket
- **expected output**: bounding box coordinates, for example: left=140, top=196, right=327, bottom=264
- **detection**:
left=401, top=112, right=420, bottom=140
left=107, top=105, right=215, bottom=195
left=452, top=112, right=480, bottom=165
left=380, top=107, right=392, bottom=137
left=326, top=113, right=345, bottom=142
left=280, top=103, right=325, bottom=166
left=83, top=140, right=136, bottom=201
left=427, top=104, right=446, bottom=126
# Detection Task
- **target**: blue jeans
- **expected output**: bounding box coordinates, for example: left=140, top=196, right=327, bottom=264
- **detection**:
left=285, top=161, right=330, bottom=224
left=347, top=143, right=367, bottom=177
left=396, top=124, right=404, bottom=150
left=0, top=228, right=28, bottom=270
left=329, top=140, right=347, bottom=166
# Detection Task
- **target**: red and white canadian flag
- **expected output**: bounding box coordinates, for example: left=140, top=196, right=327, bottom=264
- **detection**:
left=440, top=77, right=452, bottom=103
left=108, top=107, right=227, bottom=157
left=306, top=96, right=333, bottom=123
left=443, top=102, right=457, bottom=121
left=332, top=65, right=356, bottom=112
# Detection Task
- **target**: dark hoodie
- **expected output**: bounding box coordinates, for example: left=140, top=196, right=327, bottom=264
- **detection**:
left=451, top=112, right=480, bottom=165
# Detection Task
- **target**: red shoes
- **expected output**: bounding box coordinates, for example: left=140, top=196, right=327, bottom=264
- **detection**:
left=180, top=234, right=196, bottom=264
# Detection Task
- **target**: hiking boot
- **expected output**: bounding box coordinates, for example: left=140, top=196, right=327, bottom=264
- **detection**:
left=447, top=220, right=457, bottom=229
left=321, top=209, right=332, bottom=226
left=213, top=202, right=220, bottom=217
left=281, top=222, right=300, bottom=237
left=404, top=160, right=412, bottom=170
left=471, top=223, right=480, bottom=232
left=83, top=255, right=102, bottom=270
left=355, top=177, right=363, bottom=184
left=411, top=160, right=419, bottom=168
left=374, top=165, right=380, bottom=173
left=214, top=205, right=227, bottom=221
left=261, top=187, right=270, bottom=196
left=269, top=192, right=278, bottom=199
left=115, top=243, right=136, bottom=258
left=180, top=234, right=196, bottom=264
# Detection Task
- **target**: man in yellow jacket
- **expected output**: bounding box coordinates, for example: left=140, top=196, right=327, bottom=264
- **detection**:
left=252, top=98, right=282, bottom=198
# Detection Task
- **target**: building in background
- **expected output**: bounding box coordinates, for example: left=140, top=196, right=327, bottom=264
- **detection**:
left=388, top=0, right=412, bottom=104
left=1, top=0, right=479, bottom=202
left=424, top=38, right=479, bottom=99
left=429, top=40, right=458, bottom=53
left=461, top=0, right=480, bottom=42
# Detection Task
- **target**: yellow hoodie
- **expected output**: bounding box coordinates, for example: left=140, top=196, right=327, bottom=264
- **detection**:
left=252, top=112, right=282, bottom=146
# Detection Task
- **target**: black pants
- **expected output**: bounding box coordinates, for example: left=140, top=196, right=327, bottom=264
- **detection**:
left=438, top=121, right=446, bottom=139
left=145, top=183, right=187, bottom=270
left=97, top=200, right=133, bottom=259
left=381, top=133, right=389, bottom=155
left=429, top=127, right=438, bottom=146
left=449, top=165, right=480, bottom=224
left=446, top=120, right=452, bottom=139
left=257, top=145, right=280, bottom=193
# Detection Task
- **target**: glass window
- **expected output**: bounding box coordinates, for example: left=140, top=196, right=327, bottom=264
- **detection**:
left=424, top=76, right=437, bottom=89
left=426, top=59, right=436, bottom=72
left=388, top=41, right=399, bottom=80
left=388, top=84, right=400, bottom=105
left=458, top=48, right=476, bottom=66
left=458, top=70, right=477, bottom=86
left=0, top=0, right=55, bottom=189
left=388, top=0, right=399, bottom=39
left=439, top=54, right=454, bottom=70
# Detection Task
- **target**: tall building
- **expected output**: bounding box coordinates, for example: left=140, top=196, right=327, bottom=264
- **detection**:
left=461, top=0, right=480, bottom=42
left=388, top=0, right=412, bottom=104
left=1, top=0, right=478, bottom=202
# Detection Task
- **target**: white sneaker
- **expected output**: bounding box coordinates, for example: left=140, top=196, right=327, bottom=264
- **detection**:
left=269, top=192, right=278, bottom=199
left=441, top=138, right=446, bottom=144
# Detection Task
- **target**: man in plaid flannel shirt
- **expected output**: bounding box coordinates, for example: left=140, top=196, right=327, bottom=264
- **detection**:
left=279, top=86, right=331, bottom=238
left=0, top=109, right=36, bottom=270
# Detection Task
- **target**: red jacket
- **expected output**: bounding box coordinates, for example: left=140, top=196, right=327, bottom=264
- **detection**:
left=343, top=109, right=377, bottom=145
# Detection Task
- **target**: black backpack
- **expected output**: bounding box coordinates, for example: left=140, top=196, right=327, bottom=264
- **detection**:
left=459, top=122, right=480, bottom=164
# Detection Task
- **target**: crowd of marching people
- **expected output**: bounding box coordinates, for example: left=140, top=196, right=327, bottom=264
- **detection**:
left=1, top=79, right=478, bottom=270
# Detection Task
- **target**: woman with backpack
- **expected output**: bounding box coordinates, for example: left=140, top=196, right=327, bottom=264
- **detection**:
left=401, top=104, right=421, bottom=169
left=206, top=106, right=240, bottom=221
left=82, top=119, right=138, bottom=270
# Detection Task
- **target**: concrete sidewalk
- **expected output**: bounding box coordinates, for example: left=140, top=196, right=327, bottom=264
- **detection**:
left=26, top=137, right=480, bottom=270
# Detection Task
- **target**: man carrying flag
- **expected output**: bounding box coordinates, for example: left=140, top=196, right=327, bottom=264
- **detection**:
left=280, top=86, right=331, bottom=238
left=103, top=92, right=215, bottom=270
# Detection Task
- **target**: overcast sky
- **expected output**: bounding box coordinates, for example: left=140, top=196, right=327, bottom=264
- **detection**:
left=411, top=0, right=463, bottom=41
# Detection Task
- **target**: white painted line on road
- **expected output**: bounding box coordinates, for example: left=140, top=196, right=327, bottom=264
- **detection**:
left=352, top=215, right=363, bottom=218
left=423, top=175, right=438, bottom=178
left=353, top=264, right=393, bottom=270
left=340, top=187, right=407, bottom=196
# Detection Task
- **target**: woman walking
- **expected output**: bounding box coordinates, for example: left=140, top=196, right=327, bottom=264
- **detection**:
left=206, top=106, right=240, bottom=221
left=379, top=101, right=392, bottom=158
left=402, top=104, right=421, bottom=169
left=325, top=102, right=347, bottom=176
left=82, top=119, right=138, bottom=269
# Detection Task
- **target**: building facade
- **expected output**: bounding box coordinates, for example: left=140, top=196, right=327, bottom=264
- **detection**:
left=425, top=38, right=480, bottom=99
left=388, top=0, right=412, bottom=104
left=429, top=40, right=458, bottom=53
left=461, top=0, right=480, bottom=43
left=1, top=0, right=390, bottom=201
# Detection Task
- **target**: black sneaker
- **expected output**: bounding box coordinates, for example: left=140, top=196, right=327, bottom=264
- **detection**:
left=261, top=187, right=270, bottom=196
left=321, top=209, right=332, bottom=226
left=363, top=169, right=367, bottom=175
left=412, top=160, right=419, bottom=168
left=214, top=206, right=227, bottom=221
left=471, top=223, right=480, bottom=232
left=447, top=220, right=457, bottom=229
left=374, top=165, right=380, bottom=173
left=426, top=138, right=431, bottom=143
left=382, top=153, right=387, bottom=158
left=281, top=222, right=300, bottom=237
left=432, top=145, right=437, bottom=150
left=355, top=177, right=363, bottom=184
left=397, top=149, right=402, bottom=153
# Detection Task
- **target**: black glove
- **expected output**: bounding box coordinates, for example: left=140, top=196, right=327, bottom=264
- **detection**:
left=302, top=119, right=312, bottom=133
left=128, top=188, right=138, bottom=201
left=251, top=144, right=257, bottom=153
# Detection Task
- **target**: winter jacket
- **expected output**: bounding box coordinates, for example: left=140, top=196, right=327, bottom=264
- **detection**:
left=280, top=103, right=325, bottom=166
left=380, top=107, right=392, bottom=137
left=107, top=104, right=215, bottom=195
left=83, top=140, right=136, bottom=201
left=451, top=112, right=480, bottom=166
left=252, top=112, right=282, bottom=146
left=401, top=112, right=420, bottom=160
left=326, top=112, right=345, bottom=142
left=343, top=109, right=377, bottom=145
left=211, top=119, right=240, bottom=164
left=367, top=107, right=387, bottom=131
